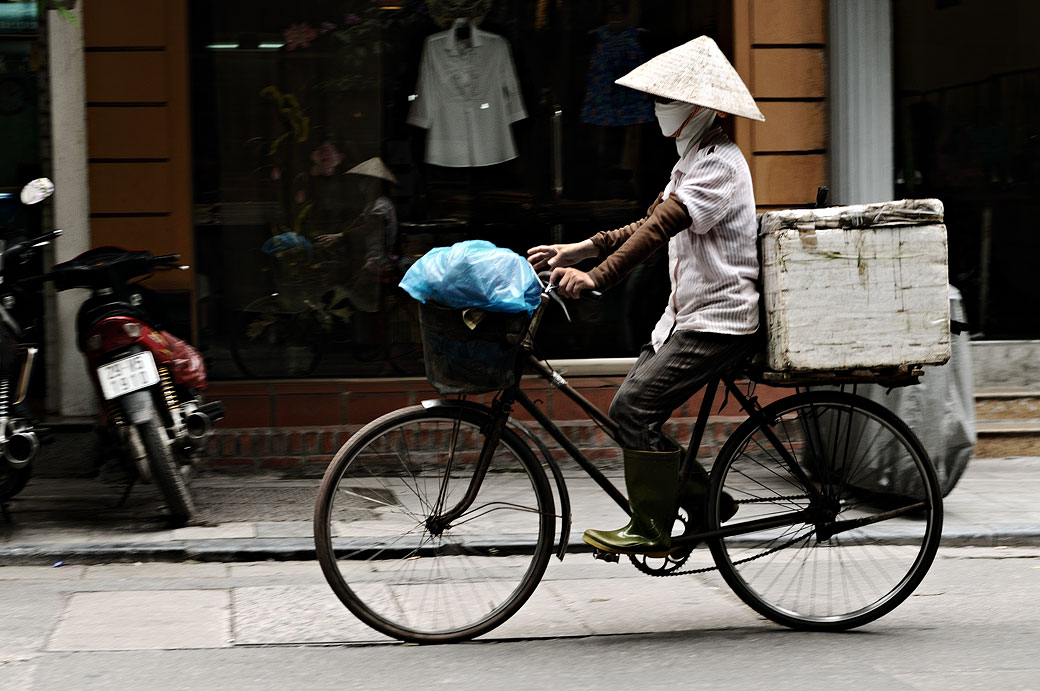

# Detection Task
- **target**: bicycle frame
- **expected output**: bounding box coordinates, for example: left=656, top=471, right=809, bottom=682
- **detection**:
left=425, top=290, right=926, bottom=554
left=427, top=351, right=822, bottom=547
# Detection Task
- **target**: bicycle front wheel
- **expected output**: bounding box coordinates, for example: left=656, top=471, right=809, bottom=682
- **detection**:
left=230, top=310, right=322, bottom=378
left=314, top=404, right=556, bottom=643
left=708, top=390, right=943, bottom=631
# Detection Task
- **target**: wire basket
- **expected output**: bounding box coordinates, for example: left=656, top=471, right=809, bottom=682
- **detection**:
left=418, top=301, right=529, bottom=395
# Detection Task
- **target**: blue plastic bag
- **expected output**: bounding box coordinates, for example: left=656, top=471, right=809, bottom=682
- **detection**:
left=399, top=240, right=541, bottom=314
left=261, top=231, right=312, bottom=256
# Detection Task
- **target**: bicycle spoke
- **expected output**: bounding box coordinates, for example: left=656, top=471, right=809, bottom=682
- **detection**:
left=710, top=391, right=942, bottom=630
left=315, top=406, right=554, bottom=643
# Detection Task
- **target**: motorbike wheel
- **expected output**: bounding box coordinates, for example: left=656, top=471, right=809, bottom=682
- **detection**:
left=136, top=418, right=195, bottom=526
left=0, top=464, right=31, bottom=501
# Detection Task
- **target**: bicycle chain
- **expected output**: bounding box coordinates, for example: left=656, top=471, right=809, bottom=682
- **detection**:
left=633, top=497, right=815, bottom=578
left=737, top=494, right=812, bottom=504
left=644, top=528, right=815, bottom=578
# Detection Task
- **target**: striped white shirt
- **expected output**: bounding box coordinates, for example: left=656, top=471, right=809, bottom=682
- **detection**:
left=650, top=128, right=760, bottom=350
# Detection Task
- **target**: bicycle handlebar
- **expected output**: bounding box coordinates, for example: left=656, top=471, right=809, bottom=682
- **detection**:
left=537, top=270, right=602, bottom=300
left=531, top=270, right=602, bottom=328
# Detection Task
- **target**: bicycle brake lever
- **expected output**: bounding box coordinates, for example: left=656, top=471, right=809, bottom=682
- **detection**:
left=545, top=285, right=572, bottom=323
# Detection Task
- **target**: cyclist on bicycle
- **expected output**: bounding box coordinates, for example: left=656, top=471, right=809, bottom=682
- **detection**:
left=316, top=157, right=400, bottom=314
left=528, top=36, right=766, bottom=557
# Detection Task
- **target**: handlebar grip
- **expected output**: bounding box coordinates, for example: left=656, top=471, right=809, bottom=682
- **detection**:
left=537, top=270, right=602, bottom=299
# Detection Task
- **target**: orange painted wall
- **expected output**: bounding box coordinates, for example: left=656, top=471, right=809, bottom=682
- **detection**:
left=732, top=0, right=828, bottom=210
left=82, top=0, right=195, bottom=325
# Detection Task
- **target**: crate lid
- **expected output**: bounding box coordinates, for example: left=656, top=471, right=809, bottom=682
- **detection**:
left=759, top=198, right=944, bottom=235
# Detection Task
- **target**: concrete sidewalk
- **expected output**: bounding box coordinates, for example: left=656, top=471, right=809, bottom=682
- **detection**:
left=0, top=456, right=1037, bottom=565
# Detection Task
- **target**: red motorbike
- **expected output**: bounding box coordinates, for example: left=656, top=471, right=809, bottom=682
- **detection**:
left=33, top=245, right=223, bottom=525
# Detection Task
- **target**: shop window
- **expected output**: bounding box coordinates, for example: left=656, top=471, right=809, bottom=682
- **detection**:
left=894, top=0, right=1040, bottom=338
left=189, top=0, right=723, bottom=378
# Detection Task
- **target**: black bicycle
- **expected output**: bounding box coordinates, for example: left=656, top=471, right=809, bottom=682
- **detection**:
left=314, top=279, right=943, bottom=643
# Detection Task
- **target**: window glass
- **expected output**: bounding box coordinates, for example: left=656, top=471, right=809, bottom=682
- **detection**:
left=189, top=0, right=721, bottom=378
left=894, top=0, right=1040, bottom=338
left=0, top=37, right=40, bottom=188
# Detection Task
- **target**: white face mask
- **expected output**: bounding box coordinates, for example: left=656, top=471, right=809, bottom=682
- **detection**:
left=655, top=101, right=696, bottom=137
left=654, top=101, right=717, bottom=157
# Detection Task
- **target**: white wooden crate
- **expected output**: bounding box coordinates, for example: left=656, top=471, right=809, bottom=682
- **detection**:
left=759, top=199, right=951, bottom=373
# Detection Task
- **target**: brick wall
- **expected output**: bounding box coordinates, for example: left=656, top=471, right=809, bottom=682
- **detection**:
left=200, top=376, right=789, bottom=474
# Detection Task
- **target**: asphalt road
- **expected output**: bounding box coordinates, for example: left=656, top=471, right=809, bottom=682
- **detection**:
left=1, top=545, right=1037, bottom=690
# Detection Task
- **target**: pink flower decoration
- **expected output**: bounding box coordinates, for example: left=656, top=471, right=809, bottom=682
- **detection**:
left=295, top=190, right=307, bottom=205
left=270, top=167, right=282, bottom=181
left=284, top=22, right=319, bottom=51
left=345, top=13, right=362, bottom=25
left=310, top=141, right=344, bottom=176
left=320, top=21, right=337, bottom=34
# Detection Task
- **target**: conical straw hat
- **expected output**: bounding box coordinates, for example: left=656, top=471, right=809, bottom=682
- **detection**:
left=345, top=157, right=398, bottom=185
left=616, top=36, right=765, bottom=122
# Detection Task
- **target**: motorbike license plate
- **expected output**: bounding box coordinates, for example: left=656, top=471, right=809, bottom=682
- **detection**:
left=97, top=352, right=161, bottom=400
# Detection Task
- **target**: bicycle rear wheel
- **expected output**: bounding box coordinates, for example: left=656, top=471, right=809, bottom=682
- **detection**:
left=707, top=390, right=942, bottom=631
left=314, top=404, right=556, bottom=643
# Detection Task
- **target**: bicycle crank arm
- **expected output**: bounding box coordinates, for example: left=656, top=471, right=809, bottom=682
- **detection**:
left=671, top=508, right=817, bottom=545
left=814, top=502, right=927, bottom=541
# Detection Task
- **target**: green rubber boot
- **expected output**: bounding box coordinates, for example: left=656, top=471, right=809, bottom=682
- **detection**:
left=583, top=448, right=680, bottom=558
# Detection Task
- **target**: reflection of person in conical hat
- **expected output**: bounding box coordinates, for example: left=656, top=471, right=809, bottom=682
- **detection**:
left=316, top=156, right=400, bottom=313
left=527, top=35, right=766, bottom=557
left=345, top=157, right=399, bottom=185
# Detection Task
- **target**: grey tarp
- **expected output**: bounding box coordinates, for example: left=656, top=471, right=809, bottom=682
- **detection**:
left=814, top=286, right=975, bottom=497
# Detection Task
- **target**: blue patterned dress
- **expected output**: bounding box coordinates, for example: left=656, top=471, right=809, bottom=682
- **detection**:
left=580, top=25, right=655, bottom=127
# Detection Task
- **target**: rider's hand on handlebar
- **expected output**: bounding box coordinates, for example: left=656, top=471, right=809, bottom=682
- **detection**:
left=315, top=232, right=343, bottom=248
left=549, top=267, right=596, bottom=299
left=526, top=239, right=598, bottom=271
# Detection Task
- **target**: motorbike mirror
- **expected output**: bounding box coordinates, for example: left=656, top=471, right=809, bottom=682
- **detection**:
left=20, top=178, right=55, bottom=205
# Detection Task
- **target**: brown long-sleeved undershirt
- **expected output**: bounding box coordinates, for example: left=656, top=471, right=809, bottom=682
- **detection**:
left=586, top=193, right=693, bottom=290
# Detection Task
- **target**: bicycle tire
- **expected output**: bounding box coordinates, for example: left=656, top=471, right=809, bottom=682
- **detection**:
left=707, top=390, right=942, bottom=631
left=136, top=418, right=194, bottom=527
left=230, top=310, right=322, bottom=378
left=314, top=404, right=556, bottom=644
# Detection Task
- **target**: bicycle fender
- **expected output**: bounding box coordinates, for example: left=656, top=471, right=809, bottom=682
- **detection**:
left=504, top=417, right=571, bottom=561
left=420, top=398, right=571, bottom=561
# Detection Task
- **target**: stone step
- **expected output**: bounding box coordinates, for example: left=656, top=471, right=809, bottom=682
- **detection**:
left=973, top=390, right=1040, bottom=457
left=975, top=389, right=1040, bottom=420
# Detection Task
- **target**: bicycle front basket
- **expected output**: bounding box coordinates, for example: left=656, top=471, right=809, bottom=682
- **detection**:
left=418, top=301, right=528, bottom=395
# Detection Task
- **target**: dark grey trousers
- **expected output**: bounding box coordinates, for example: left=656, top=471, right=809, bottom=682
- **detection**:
left=609, top=330, right=759, bottom=451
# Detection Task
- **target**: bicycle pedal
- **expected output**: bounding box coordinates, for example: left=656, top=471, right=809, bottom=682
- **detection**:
left=592, top=549, right=620, bottom=563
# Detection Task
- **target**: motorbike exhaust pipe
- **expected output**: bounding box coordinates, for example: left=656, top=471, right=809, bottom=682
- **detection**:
left=185, top=401, right=225, bottom=440
left=4, top=431, right=39, bottom=468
